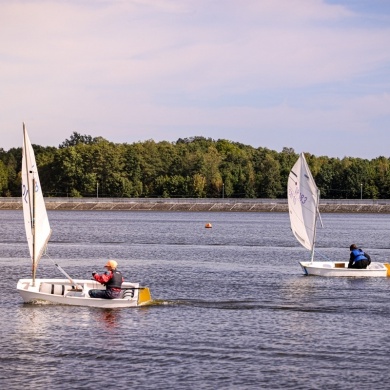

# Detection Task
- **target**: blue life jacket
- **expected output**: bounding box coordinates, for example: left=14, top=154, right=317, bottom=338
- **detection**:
left=351, top=248, right=367, bottom=262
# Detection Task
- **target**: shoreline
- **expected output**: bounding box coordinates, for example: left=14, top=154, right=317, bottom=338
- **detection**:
left=2, top=197, right=390, bottom=213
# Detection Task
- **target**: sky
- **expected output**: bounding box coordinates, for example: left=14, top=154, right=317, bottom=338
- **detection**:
left=1, top=0, right=390, bottom=159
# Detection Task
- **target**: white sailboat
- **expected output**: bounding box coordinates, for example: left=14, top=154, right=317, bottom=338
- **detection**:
left=16, top=124, right=153, bottom=307
left=287, top=152, right=390, bottom=277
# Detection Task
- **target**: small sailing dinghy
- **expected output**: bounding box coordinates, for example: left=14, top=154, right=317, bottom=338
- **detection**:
left=16, top=124, right=153, bottom=307
left=287, top=152, right=390, bottom=277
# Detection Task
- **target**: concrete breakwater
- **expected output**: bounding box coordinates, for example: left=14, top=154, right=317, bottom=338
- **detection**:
left=2, top=197, right=390, bottom=213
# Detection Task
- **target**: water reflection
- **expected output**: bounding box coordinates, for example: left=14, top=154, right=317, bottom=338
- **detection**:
left=97, top=309, right=121, bottom=329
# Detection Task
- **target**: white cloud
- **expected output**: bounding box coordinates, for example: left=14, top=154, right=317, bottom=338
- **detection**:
left=0, top=0, right=389, bottom=158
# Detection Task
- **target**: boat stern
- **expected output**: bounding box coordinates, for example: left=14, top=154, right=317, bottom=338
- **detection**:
left=137, top=287, right=152, bottom=306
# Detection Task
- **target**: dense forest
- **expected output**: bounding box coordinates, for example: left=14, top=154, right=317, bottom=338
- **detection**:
left=0, top=133, right=389, bottom=199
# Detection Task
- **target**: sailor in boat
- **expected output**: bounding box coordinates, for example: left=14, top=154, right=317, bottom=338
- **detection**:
left=89, top=260, right=124, bottom=299
left=348, top=244, right=371, bottom=269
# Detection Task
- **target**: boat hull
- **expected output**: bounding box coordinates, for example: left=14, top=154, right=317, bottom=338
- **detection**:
left=299, top=261, right=390, bottom=277
left=16, top=278, right=153, bottom=308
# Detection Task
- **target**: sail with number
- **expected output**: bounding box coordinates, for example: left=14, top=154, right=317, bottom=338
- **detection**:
left=21, top=123, right=52, bottom=282
left=287, top=153, right=320, bottom=260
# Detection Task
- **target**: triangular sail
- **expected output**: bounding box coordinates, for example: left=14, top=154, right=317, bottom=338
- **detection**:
left=22, top=123, right=52, bottom=283
left=287, top=153, right=320, bottom=259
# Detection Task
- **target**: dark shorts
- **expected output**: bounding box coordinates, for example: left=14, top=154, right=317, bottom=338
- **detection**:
left=88, top=289, right=122, bottom=299
left=349, top=259, right=371, bottom=269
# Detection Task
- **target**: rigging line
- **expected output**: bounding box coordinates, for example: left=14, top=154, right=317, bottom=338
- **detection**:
left=313, top=249, right=333, bottom=261
left=43, top=253, right=83, bottom=290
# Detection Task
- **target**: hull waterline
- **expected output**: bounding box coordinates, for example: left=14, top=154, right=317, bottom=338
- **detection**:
left=299, top=261, right=390, bottom=277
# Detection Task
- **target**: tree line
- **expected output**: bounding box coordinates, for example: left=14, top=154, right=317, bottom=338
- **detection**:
left=0, top=133, right=389, bottom=199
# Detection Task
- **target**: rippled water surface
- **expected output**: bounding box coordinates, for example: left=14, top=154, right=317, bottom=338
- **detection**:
left=1, top=210, right=390, bottom=389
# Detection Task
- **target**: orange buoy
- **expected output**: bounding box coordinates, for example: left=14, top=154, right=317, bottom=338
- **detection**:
left=205, top=222, right=212, bottom=228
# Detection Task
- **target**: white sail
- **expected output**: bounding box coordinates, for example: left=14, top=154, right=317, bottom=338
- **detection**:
left=287, top=153, right=319, bottom=253
left=22, top=124, right=52, bottom=276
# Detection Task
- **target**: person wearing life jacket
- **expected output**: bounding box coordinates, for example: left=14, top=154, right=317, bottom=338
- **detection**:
left=348, top=244, right=371, bottom=269
left=89, top=260, right=124, bottom=299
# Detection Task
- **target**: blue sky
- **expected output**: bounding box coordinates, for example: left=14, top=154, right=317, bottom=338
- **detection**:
left=1, top=0, right=389, bottom=159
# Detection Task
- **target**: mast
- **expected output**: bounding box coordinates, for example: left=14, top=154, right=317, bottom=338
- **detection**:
left=23, top=123, right=36, bottom=286
left=32, top=176, right=36, bottom=286
left=310, top=189, right=320, bottom=263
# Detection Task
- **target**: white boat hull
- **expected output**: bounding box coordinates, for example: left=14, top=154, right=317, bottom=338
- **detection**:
left=17, top=278, right=153, bottom=308
left=299, top=261, right=390, bottom=277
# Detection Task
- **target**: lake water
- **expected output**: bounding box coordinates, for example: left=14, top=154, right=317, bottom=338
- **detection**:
left=1, top=210, right=390, bottom=389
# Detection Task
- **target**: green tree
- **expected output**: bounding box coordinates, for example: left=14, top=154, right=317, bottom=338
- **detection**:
left=0, top=160, right=8, bottom=195
left=276, top=147, right=298, bottom=197
left=201, top=146, right=223, bottom=197
left=59, top=132, right=96, bottom=148
left=191, top=173, right=206, bottom=197
left=371, top=157, right=390, bottom=199
left=256, top=153, right=282, bottom=198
